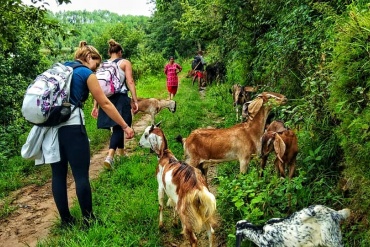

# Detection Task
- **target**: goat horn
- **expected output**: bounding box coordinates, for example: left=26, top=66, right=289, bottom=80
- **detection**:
left=266, top=93, right=279, bottom=99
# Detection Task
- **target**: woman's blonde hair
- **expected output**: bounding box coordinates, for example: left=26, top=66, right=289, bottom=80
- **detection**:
left=108, top=39, right=123, bottom=55
left=74, top=41, right=102, bottom=62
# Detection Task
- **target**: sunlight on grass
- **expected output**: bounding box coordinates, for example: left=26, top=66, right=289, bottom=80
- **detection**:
left=35, top=65, right=239, bottom=246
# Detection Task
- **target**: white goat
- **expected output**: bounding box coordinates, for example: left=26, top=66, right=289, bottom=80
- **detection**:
left=132, top=98, right=176, bottom=124
left=139, top=123, right=217, bottom=247
left=176, top=92, right=287, bottom=177
left=236, top=205, right=350, bottom=247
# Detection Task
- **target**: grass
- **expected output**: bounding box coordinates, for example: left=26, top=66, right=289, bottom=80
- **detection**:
left=3, top=64, right=358, bottom=246
left=29, top=65, right=237, bottom=246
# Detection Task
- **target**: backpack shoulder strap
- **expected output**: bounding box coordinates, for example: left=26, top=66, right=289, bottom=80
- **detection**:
left=113, top=58, right=123, bottom=64
left=69, top=61, right=88, bottom=70
left=67, top=62, right=88, bottom=108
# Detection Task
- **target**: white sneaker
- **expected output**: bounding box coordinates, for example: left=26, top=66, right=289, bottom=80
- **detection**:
left=103, top=156, right=114, bottom=170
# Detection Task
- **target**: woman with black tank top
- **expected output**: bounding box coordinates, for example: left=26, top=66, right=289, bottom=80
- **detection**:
left=91, top=39, right=139, bottom=170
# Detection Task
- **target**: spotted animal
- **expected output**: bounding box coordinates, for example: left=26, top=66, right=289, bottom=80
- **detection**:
left=236, top=205, right=350, bottom=247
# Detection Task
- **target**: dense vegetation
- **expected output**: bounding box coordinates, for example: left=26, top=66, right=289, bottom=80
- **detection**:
left=1, top=0, right=369, bottom=245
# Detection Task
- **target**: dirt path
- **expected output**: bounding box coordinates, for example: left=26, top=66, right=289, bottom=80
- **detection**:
left=0, top=112, right=224, bottom=247
left=0, top=114, right=151, bottom=247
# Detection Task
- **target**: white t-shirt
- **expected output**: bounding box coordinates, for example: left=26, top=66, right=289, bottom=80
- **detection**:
left=116, top=59, right=128, bottom=93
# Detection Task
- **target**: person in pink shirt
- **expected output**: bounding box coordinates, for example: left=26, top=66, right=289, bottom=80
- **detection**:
left=164, top=56, right=182, bottom=99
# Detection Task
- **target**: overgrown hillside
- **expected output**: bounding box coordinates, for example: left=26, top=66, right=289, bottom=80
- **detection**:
left=1, top=0, right=369, bottom=245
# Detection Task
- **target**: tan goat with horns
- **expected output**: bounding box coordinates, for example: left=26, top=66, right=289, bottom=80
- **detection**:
left=176, top=92, right=288, bottom=177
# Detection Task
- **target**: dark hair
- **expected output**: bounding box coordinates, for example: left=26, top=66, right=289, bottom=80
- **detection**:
left=169, top=56, right=174, bottom=60
left=108, top=39, right=123, bottom=55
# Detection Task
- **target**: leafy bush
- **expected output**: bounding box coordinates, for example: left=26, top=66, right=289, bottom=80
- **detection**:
left=326, top=6, right=370, bottom=243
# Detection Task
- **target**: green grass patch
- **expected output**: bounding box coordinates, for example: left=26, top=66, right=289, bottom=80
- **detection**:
left=2, top=63, right=357, bottom=246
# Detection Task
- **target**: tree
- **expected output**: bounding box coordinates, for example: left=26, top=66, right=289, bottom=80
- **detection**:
left=0, top=0, right=72, bottom=159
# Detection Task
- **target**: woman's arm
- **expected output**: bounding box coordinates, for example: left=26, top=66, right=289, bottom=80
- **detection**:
left=120, top=60, right=138, bottom=113
left=91, top=99, right=99, bottom=119
left=176, top=64, right=182, bottom=73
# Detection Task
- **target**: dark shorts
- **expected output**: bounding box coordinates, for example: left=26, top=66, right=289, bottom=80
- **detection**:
left=97, top=93, right=132, bottom=129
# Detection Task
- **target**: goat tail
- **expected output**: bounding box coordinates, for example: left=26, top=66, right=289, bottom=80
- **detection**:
left=337, top=208, right=351, bottom=221
left=182, top=188, right=217, bottom=233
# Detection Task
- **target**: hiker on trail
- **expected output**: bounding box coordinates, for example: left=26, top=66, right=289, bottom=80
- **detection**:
left=50, top=41, right=134, bottom=227
left=164, top=56, right=182, bottom=100
left=191, top=50, right=206, bottom=90
left=91, top=39, right=139, bottom=170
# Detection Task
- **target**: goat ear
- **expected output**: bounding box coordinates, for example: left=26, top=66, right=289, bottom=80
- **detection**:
left=247, top=98, right=263, bottom=117
left=244, top=86, right=255, bottom=92
left=273, top=133, right=286, bottom=163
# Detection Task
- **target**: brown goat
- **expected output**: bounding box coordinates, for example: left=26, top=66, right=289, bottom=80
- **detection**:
left=261, top=121, right=298, bottom=178
left=230, top=84, right=257, bottom=122
left=176, top=92, right=287, bottom=177
left=132, top=98, right=176, bottom=124
left=139, top=124, right=217, bottom=247
left=264, top=119, right=287, bottom=133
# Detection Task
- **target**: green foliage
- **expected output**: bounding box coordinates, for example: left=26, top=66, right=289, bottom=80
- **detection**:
left=146, top=0, right=197, bottom=58
left=325, top=6, right=370, bottom=242
left=51, top=10, right=150, bottom=56
left=37, top=154, right=160, bottom=247
left=217, top=159, right=348, bottom=246
left=92, top=22, right=145, bottom=60
left=132, top=51, right=166, bottom=79
left=2, top=0, right=370, bottom=243
left=0, top=155, right=50, bottom=215
left=0, top=49, right=49, bottom=159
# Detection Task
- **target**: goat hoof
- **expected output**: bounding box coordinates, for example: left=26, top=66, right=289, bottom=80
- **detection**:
left=159, top=223, right=165, bottom=231
left=172, top=221, right=179, bottom=228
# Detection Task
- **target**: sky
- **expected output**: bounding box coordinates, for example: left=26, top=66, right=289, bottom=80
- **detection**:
left=23, top=0, right=155, bottom=17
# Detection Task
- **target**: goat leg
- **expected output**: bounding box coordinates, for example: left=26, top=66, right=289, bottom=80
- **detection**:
left=205, top=223, right=214, bottom=247
left=274, top=159, right=286, bottom=178
left=185, top=227, right=198, bottom=247
left=240, top=158, right=251, bottom=174
left=260, top=156, right=268, bottom=177
left=288, top=162, right=296, bottom=179
left=158, top=188, right=165, bottom=229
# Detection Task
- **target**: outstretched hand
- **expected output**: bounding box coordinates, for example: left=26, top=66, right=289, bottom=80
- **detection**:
left=91, top=108, right=98, bottom=119
left=124, top=126, right=135, bottom=139
left=132, top=102, right=139, bottom=114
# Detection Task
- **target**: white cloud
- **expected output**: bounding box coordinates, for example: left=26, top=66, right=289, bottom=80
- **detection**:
left=23, top=0, right=155, bottom=16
